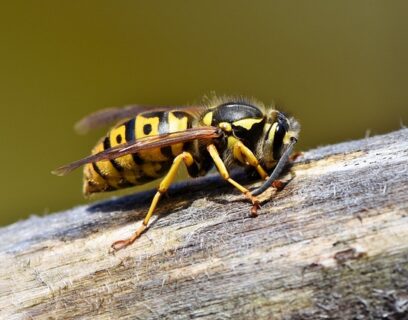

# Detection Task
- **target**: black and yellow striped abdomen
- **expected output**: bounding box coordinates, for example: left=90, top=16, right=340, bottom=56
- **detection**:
left=83, top=110, right=195, bottom=195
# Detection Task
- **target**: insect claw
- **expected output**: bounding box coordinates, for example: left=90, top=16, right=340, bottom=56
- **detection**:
left=250, top=201, right=260, bottom=217
left=111, top=224, right=148, bottom=251
left=111, top=239, right=131, bottom=251
left=272, top=179, right=285, bottom=191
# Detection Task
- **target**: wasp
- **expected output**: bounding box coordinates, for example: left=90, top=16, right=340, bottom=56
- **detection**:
left=53, top=96, right=299, bottom=250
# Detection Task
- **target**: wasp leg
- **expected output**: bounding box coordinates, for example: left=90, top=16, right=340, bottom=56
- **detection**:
left=233, top=141, right=268, bottom=180
left=111, top=152, right=195, bottom=251
left=207, top=144, right=260, bottom=216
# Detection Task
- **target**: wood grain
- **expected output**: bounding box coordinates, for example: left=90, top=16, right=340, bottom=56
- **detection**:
left=1, top=129, right=408, bottom=319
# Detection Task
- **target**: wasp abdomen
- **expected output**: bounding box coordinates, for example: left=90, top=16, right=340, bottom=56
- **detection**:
left=83, top=110, right=194, bottom=195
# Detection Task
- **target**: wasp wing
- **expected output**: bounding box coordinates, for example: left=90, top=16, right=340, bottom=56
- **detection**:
left=74, top=105, right=204, bottom=134
left=53, top=126, right=221, bottom=176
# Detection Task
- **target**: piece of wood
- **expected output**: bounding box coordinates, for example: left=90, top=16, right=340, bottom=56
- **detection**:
left=1, top=129, right=408, bottom=319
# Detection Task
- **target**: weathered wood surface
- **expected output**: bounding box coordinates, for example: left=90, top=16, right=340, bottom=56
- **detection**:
left=1, top=129, right=408, bottom=319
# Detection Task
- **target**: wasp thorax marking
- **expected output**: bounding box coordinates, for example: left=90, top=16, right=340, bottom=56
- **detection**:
left=202, top=112, right=213, bottom=126
left=143, top=124, right=152, bottom=135
left=219, top=122, right=232, bottom=132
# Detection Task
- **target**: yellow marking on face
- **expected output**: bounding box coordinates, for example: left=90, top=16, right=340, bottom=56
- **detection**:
left=232, top=118, right=264, bottom=130
left=219, top=122, right=232, bottom=132
left=169, top=112, right=188, bottom=155
left=267, top=122, right=278, bottom=143
left=202, top=112, right=213, bottom=126
left=136, top=115, right=167, bottom=161
left=263, top=123, right=272, bottom=134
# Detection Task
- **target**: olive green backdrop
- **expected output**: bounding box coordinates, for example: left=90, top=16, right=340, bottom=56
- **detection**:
left=1, top=1, right=407, bottom=226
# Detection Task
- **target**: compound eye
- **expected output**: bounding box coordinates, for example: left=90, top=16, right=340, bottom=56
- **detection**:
left=273, top=114, right=289, bottom=159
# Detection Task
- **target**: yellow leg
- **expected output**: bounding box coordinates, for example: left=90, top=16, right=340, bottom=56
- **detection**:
left=233, top=141, right=268, bottom=180
left=111, top=152, right=195, bottom=251
left=207, top=144, right=260, bottom=216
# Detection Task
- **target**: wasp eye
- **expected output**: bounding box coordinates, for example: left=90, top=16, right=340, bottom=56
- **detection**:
left=272, top=114, right=289, bottom=159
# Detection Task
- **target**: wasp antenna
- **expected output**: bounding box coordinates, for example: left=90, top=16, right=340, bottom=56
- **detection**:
left=252, top=137, right=297, bottom=196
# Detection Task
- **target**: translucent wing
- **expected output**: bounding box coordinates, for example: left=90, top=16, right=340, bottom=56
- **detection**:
left=53, top=126, right=221, bottom=176
left=74, top=105, right=204, bottom=134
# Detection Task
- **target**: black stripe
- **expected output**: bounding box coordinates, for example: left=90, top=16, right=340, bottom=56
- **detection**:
left=103, top=136, right=111, bottom=150
left=92, top=160, right=118, bottom=191
left=186, top=161, right=199, bottom=177
left=103, top=137, right=124, bottom=172
left=172, top=111, right=187, bottom=119
left=92, top=163, right=117, bottom=191
left=111, top=159, right=124, bottom=172
left=125, top=118, right=135, bottom=141
left=125, top=118, right=143, bottom=165
left=92, top=162, right=106, bottom=178
left=272, top=127, right=285, bottom=160
left=160, top=146, right=173, bottom=158
left=186, top=114, right=193, bottom=129
left=141, top=111, right=165, bottom=118
left=132, top=153, right=144, bottom=165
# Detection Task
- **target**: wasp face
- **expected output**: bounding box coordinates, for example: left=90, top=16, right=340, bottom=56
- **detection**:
left=259, top=111, right=299, bottom=169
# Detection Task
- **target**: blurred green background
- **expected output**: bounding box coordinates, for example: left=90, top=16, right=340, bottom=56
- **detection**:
left=1, top=1, right=407, bottom=226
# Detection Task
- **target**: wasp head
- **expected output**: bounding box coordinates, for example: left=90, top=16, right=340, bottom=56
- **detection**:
left=258, top=110, right=300, bottom=169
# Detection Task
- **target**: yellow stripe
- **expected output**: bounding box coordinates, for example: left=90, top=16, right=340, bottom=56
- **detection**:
left=168, top=112, right=188, bottom=155
left=91, top=142, right=122, bottom=189
left=202, top=112, right=213, bottom=126
left=91, top=142, right=121, bottom=178
left=227, top=136, right=238, bottom=148
left=268, top=122, right=278, bottom=143
left=136, top=115, right=167, bottom=161
left=108, top=125, right=138, bottom=184
left=83, top=163, right=109, bottom=194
